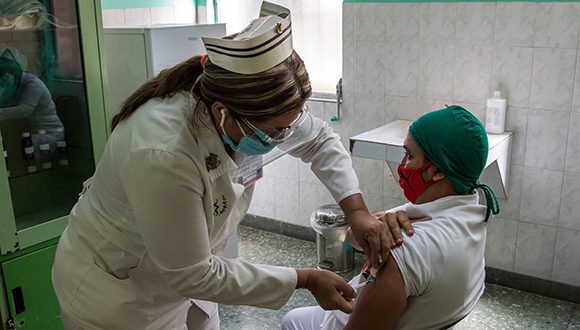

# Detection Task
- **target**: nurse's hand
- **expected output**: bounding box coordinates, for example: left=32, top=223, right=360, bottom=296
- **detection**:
left=296, top=269, right=356, bottom=314
left=374, top=210, right=417, bottom=245
left=340, top=195, right=399, bottom=269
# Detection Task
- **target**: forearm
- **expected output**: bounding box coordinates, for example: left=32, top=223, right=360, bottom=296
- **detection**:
left=339, top=193, right=370, bottom=224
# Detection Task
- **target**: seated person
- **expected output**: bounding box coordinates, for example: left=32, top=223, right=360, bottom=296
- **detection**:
left=282, top=105, right=499, bottom=330
left=0, top=47, right=64, bottom=134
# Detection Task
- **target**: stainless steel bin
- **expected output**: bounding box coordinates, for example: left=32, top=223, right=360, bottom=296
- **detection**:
left=310, top=204, right=354, bottom=273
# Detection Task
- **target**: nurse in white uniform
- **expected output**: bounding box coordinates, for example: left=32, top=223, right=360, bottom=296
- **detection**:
left=52, top=2, right=411, bottom=329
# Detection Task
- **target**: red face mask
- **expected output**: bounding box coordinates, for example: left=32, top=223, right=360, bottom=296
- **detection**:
left=397, top=162, right=435, bottom=203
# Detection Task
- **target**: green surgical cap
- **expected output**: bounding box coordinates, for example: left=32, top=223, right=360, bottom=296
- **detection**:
left=409, top=105, right=499, bottom=221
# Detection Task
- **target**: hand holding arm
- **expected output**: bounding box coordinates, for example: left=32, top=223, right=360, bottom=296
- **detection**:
left=340, top=194, right=415, bottom=268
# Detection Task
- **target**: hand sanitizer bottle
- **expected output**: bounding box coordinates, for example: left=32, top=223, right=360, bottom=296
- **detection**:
left=485, top=91, right=507, bottom=134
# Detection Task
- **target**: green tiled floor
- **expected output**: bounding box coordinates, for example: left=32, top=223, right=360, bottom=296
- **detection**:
left=219, top=226, right=580, bottom=330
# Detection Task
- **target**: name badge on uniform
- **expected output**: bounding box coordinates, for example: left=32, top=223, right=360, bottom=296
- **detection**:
left=236, top=155, right=263, bottom=187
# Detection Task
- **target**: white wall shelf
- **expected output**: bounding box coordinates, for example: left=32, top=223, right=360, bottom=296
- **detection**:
left=350, top=120, right=513, bottom=199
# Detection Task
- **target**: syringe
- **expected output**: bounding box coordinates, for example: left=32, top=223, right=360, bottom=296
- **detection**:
left=351, top=279, right=376, bottom=289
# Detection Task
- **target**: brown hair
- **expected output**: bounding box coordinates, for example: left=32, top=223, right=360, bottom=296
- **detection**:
left=111, top=51, right=312, bottom=130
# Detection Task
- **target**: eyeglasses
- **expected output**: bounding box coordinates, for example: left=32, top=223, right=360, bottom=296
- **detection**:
left=239, top=106, right=310, bottom=145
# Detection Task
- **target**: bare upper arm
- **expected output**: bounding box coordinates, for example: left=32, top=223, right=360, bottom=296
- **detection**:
left=344, top=252, right=407, bottom=330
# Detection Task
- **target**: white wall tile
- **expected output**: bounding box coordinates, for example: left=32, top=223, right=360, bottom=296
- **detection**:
left=485, top=217, right=518, bottom=271
left=383, top=165, right=405, bottom=201
left=420, top=3, right=456, bottom=45
left=272, top=177, right=300, bottom=225
left=499, top=164, right=524, bottom=220
left=456, top=3, right=495, bottom=46
left=492, top=47, right=533, bottom=108
left=520, top=167, right=563, bottom=226
left=343, top=4, right=355, bottom=101
left=418, top=99, right=453, bottom=115
left=386, top=96, right=419, bottom=122
left=354, top=40, right=386, bottom=97
left=524, top=110, right=569, bottom=171
left=535, top=3, right=580, bottom=49
left=386, top=42, right=419, bottom=98
left=505, top=107, right=529, bottom=166
left=151, top=7, right=175, bottom=25
left=354, top=158, right=384, bottom=196
left=123, top=8, right=151, bottom=26
left=102, top=9, right=125, bottom=27
left=383, top=196, right=407, bottom=212
left=560, top=172, right=580, bottom=231
left=353, top=92, right=386, bottom=135
left=530, top=48, right=576, bottom=111
left=266, top=154, right=299, bottom=180
left=565, top=112, right=580, bottom=173
left=552, top=229, right=580, bottom=286
left=514, top=222, right=557, bottom=280
left=494, top=3, right=537, bottom=47
left=298, top=161, right=322, bottom=185
left=573, top=50, right=580, bottom=113
left=248, top=177, right=275, bottom=219
left=454, top=46, right=493, bottom=104
left=299, top=182, right=335, bottom=227
left=386, top=3, right=420, bottom=44
left=355, top=3, right=386, bottom=42
left=419, top=44, right=455, bottom=100
left=364, top=193, right=384, bottom=214
left=325, top=97, right=354, bottom=148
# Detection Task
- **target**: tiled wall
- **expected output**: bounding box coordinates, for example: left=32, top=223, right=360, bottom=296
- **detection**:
left=101, top=5, right=196, bottom=27
left=249, top=2, right=580, bottom=288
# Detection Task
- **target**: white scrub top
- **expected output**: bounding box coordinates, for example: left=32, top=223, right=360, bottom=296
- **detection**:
left=320, top=193, right=488, bottom=330
left=52, top=91, right=360, bottom=329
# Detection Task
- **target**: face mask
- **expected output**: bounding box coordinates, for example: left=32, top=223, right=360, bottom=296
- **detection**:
left=219, top=109, right=279, bottom=155
left=397, top=161, right=435, bottom=203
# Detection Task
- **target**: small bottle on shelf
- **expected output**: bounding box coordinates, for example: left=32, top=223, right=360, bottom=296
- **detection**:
left=38, top=129, right=52, bottom=170
left=55, top=127, right=68, bottom=166
left=21, top=132, right=37, bottom=173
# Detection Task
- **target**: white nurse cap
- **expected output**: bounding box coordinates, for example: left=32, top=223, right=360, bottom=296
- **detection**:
left=202, top=2, right=292, bottom=75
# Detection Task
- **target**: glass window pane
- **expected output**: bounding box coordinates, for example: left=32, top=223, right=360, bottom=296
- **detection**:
left=0, top=0, right=95, bottom=230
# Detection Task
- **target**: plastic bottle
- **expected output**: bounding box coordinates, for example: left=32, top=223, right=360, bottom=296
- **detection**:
left=21, top=132, right=37, bottom=173
left=2, top=140, right=9, bottom=177
left=38, top=129, right=52, bottom=170
left=55, top=127, right=68, bottom=166
left=485, top=91, right=507, bottom=134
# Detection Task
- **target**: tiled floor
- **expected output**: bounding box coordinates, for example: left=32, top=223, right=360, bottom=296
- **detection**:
left=219, top=226, right=580, bottom=330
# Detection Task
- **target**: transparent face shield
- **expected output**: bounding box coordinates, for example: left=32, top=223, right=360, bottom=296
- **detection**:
left=231, top=105, right=318, bottom=187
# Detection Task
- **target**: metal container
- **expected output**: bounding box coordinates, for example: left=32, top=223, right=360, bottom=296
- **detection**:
left=310, top=204, right=354, bottom=273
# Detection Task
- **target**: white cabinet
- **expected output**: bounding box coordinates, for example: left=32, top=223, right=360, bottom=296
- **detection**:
left=103, top=24, right=226, bottom=117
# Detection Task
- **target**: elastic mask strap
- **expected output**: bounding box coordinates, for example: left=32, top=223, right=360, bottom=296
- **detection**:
left=471, top=183, right=500, bottom=222
left=220, top=108, right=248, bottom=138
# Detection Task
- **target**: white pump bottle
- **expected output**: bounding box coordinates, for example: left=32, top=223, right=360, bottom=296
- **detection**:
left=485, top=91, right=507, bottom=134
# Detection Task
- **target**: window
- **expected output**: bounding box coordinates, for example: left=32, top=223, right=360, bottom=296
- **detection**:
left=216, top=0, right=342, bottom=94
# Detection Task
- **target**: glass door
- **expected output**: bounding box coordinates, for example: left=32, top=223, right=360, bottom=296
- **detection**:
left=0, top=1, right=96, bottom=235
